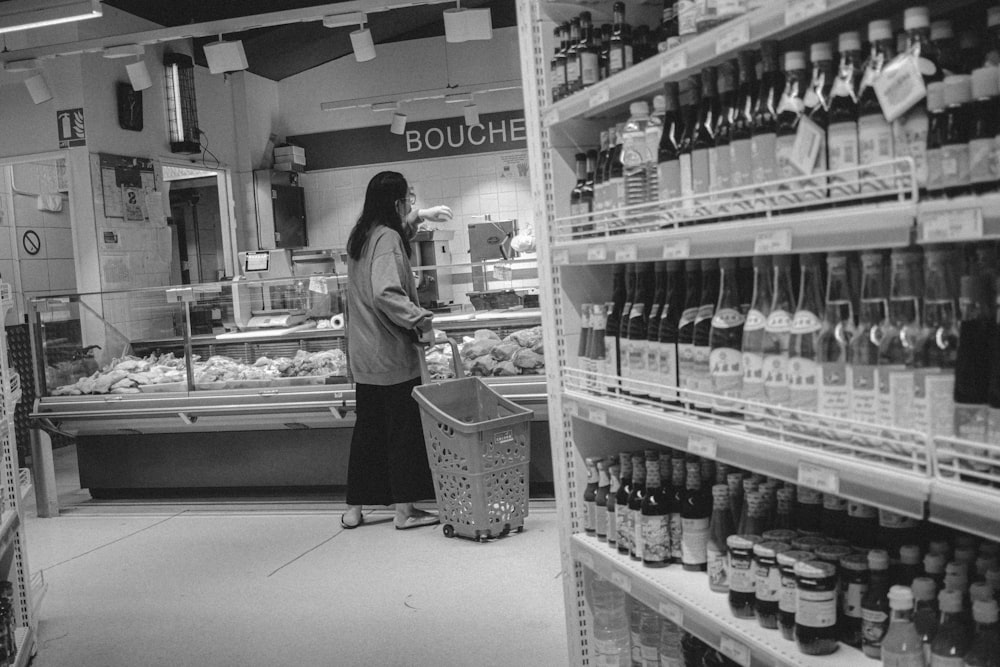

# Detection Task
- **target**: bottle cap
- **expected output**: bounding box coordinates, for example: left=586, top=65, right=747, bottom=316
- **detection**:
left=810, top=42, right=833, bottom=63
left=900, top=544, right=922, bottom=565
left=840, top=553, right=869, bottom=572
left=926, top=81, right=946, bottom=112
left=754, top=540, right=791, bottom=559
left=888, top=585, right=915, bottom=610
left=945, top=572, right=969, bottom=592
left=652, top=94, right=667, bottom=113
left=712, top=484, right=730, bottom=503
left=930, top=20, right=953, bottom=41
left=924, top=552, right=946, bottom=574
left=973, top=599, right=1000, bottom=624
left=794, top=560, right=837, bottom=580
left=727, top=534, right=763, bottom=550
left=868, top=549, right=890, bottom=570
left=946, top=560, right=969, bottom=577
left=990, top=6, right=1000, bottom=28
left=911, top=577, right=936, bottom=600
left=838, top=31, right=862, bottom=52
left=742, top=477, right=759, bottom=492
left=777, top=550, right=814, bottom=567
left=629, top=101, right=650, bottom=117
left=868, top=20, right=893, bottom=42
left=784, top=50, right=806, bottom=71
left=791, top=536, right=829, bottom=552
left=929, top=540, right=951, bottom=557
left=972, top=67, right=1000, bottom=99
left=815, top=545, right=852, bottom=563
left=956, top=546, right=978, bottom=565
left=971, top=582, right=995, bottom=603
left=938, top=588, right=964, bottom=612
left=944, top=75, right=973, bottom=106
left=904, top=7, right=930, bottom=31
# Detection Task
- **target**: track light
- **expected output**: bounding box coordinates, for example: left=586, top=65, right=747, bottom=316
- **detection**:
left=2, top=58, right=41, bottom=72
left=372, top=101, right=399, bottom=112
left=463, top=103, right=479, bottom=126
left=25, top=72, right=52, bottom=104
left=390, top=112, right=407, bottom=135
left=203, top=39, right=248, bottom=74
left=350, top=27, right=375, bottom=62
left=444, top=2, right=492, bottom=43
left=126, top=59, right=152, bottom=91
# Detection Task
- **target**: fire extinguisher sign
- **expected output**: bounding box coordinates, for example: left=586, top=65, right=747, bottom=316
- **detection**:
left=57, top=108, right=86, bottom=148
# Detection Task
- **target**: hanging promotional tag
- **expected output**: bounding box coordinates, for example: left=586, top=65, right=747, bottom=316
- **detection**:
left=873, top=53, right=926, bottom=123
left=789, top=116, right=824, bottom=176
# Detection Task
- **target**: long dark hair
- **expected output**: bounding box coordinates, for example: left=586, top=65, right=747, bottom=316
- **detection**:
left=346, top=171, right=408, bottom=260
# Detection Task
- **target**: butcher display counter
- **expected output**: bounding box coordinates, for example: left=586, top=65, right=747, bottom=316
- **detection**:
left=26, top=272, right=550, bottom=502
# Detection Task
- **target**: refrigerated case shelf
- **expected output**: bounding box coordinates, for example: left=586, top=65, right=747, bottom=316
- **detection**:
left=572, top=535, right=865, bottom=667
left=13, top=627, right=32, bottom=667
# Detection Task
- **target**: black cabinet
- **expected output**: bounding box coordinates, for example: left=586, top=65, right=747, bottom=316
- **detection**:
left=252, top=169, right=307, bottom=249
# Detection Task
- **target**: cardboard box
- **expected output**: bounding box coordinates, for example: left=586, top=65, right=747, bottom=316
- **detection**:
left=274, top=145, right=305, bottom=159
left=274, top=160, right=305, bottom=172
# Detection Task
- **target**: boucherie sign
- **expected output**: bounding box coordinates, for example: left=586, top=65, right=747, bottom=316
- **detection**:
left=289, top=109, right=526, bottom=170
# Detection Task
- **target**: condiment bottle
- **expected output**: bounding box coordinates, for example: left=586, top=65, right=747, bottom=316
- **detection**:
left=774, top=50, right=808, bottom=205
left=692, top=259, right=719, bottom=410
left=594, top=457, right=611, bottom=541
left=751, top=41, right=782, bottom=205
left=657, top=81, right=683, bottom=205
left=763, top=254, right=796, bottom=432
left=778, top=549, right=814, bottom=640
left=820, top=494, right=847, bottom=540
left=642, top=262, right=668, bottom=394
left=588, top=304, right=608, bottom=391
left=969, top=68, right=999, bottom=192
left=605, top=463, right=620, bottom=547
left=691, top=67, right=719, bottom=205
left=850, top=251, right=890, bottom=431
left=728, top=534, right=763, bottom=618
left=880, top=585, right=925, bottom=665
left=795, top=560, right=840, bottom=655
left=841, top=553, right=870, bottom=648
left=910, top=577, right=938, bottom=663
left=963, top=599, right=1000, bottom=667
left=667, top=451, right=686, bottom=563
left=615, top=451, right=633, bottom=555
left=742, top=255, right=772, bottom=429
left=608, top=2, right=630, bottom=77
left=755, top=540, right=792, bottom=629
left=818, top=252, right=856, bottom=428
left=713, top=60, right=737, bottom=196
left=564, top=17, right=582, bottom=95
left=730, top=50, right=757, bottom=204
left=709, top=257, right=744, bottom=415
left=802, top=41, right=834, bottom=200
left=897, top=545, right=924, bottom=587
left=863, top=549, right=892, bottom=659
left=604, top=264, right=627, bottom=392
left=846, top=500, right=879, bottom=551
left=930, top=587, right=968, bottom=666
left=681, top=457, right=710, bottom=571
left=925, top=82, right=947, bottom=196
left=640, top=450, right=670, bottom=567
left=577, top=302, right=593, bottom=386
left=582, top=456, right=598, bottom=535
left=828, top=31, right=863, bottom=197
left=794, top=486, right=822, bottom=534
left=896, top=5, right=944, bottom=192
left=706, top=484, right=736, bottom=591
left=858, top=20, right=897, bottom=193
left=788, top=253, right=825, bottom=434
left=940, top=75, right=973, bottom=194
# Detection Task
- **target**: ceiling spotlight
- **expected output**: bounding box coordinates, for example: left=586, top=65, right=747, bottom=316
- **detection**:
left=463, top=103, right=480, bottom=126
left=390, top=112, right=407, bottom=135
left=350, top=27, right=375, bottom=62
left=444, top=4, right=492, bottom=43
left=203, top=39, right=248, bottom=74
left=126, top=60, right=152, bottom=91
left=25, top=73, right=52, bottom=104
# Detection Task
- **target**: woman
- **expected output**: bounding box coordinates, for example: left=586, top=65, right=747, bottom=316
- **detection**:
left=341, top=171, right=452, bottom=530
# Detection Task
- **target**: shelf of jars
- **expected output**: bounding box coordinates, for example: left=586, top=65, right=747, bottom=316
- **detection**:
left=552, top=158, right=918, bottom=266
left=542, top=0, right=883, bottom=125
left=573, top=536, right=865, bottom=667
left=562, top=367, right=931, bottom=519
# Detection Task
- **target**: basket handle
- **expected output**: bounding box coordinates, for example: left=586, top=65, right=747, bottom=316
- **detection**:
left=415, top=336, right=463, bottom=384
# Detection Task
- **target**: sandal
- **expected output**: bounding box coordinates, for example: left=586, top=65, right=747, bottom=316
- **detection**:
left=394, top=513, right=439, bottom=530
left=340, top=513, right=364, bottom=529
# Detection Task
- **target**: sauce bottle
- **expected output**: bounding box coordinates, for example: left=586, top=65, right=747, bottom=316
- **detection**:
left=803, top=41, right=834, bottom=201
left=940, top=75, right=973, bottom=195
left=896, top=5, right=944, bottom=193
left=850, top=251, right=890, bottom=435
left=588, top=304, right=608, bottom=390
left=925, top=82, right=947, bottom=196
left=594, top=458, right=611, bottom=541
left=818, top=252, right=855, bottom=429
left=742, top=255, right=773, bottom=429
left=551, top=24, right=568, bottom=102
left=608, top=2, right=630, bottom=77
left=964, top=600, right=1000, bottom=667
left=775, top=50, right=808, bottom=205
left=911, top=577, right=938, bottom=663
left=930, top=587, right=968, bottom=666
left=565, top=17, right=582, bottom=96
left=582, top=456, right=599, bottom=536
left=608, top=123, right=626, bottom=229
left=657, top=81, right=683, bottom=208
left=578, top=12, right=600, bottom=90
left=606, top=463, right=620, bottom=547
left=788, top=253, right=825, bottom=436
left=615, top=452, right=634, bottom=555
left=969, top=67, right=1000, bottom=192
left=730, top=50, right=757, bottom=205
left=643, top=261, right=668, bottom=398
left=577, top=301, right=593, bottom=382
left=917, top=245, right=960, bottom=440
left=656, top=261, right=685, bottom=405
left=881, top=585, right=926, bottom=666
left=858, top=20, right=896, bottom=193
left=713, top=60, right=737, bottom=198
left=763, top=254, right=796, bottom=434
left=706, top=484, right=736, bottom=591
left=828, top=31, right=863, bottom=197
left=677, top=76, right=700, bottom=217
left=668, top=451, right=686, bottom=563
left=751, top=41, right=782, bottom=207
left=692, top=258, right=719, bottom=410
left=627, top=451, right=647, bottom=561
left=618, top=263, right=636, bottom=394
left=954, top=275, right=993, bottom=444
left=863, top=549, right=892, bottom=660
left=692, top=67, right=719, bottom=209
left=604, top=264, right=627, bottom=392
left=709, top=257, right=745, bottom=416
left=623, top=261, right=654, bottom=399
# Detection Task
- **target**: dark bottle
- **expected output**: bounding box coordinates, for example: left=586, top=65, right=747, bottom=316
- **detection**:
left=727, top=472, right=745, bottom=528
left=589, top=305, right=608, bottom=391
left=930, top=588, right=970, bottom=665
left=991, top=275, right=1000, bottom=453
left=632, top=25, right=651, bottom=64
left=795, top=560, right=840, bottom=655
left=964, top=599, right=1000, bottom=667
left=667, top=451, right=686, bottom=563
left=677, top=76, right=700, bottom=218
left=604, top=264, right=627, bottom=392
left=959, top=27, right=982, bottom=76
left=858, top=20, right=896, bottom=193
left=550, top=24, right=567, bottom=102
left=861, top=549, right=892, bottom=659
left=897, top=6, right=944, bottom=192
left=741, top=491, right=768, bottom=536
left=570, top=153, right=589, bottom=239
left=607, top=123, right=625, bottom=229
left=850, top=251, right=890, bottom=428
left=713, top=60, right=737, bottom=196
left=910, top=577, right=938, bottom=659
left=742, top=255, right=772, bottom=427
left=738, top=256, right=754, bottom=314
left=883, top=248, right=925, bottom=431
left=598, top=23, right=612, bottom=81
left=763, top=254, right=797, bottom=430
left=728, top=534, right=763, bottom=618
left=828, top=31, right=863, bottom=197
left=877, top=509, right=921, bottom=563
left=644, top=262, right=668, bottom=400
left=577, top=301, right=592, bottom=384
left=692, top=259, right=719, bottom=410
left=618, top=263, right=637, bottom=394
left=817, top=252, right=855, bottom=426
left=916, top=245, right=960, bottom=438
left=778, top=549, right=812, bottom=639
left=730, top=50, right=757, bottom=198
left=582, top=456, right=599, bottom=536
left=659, top=0, right=677, bottom=49
left=615, top=451, right=634, bottom=555
left=931, top=19, right=960, bottom=76
left=773, top=486, right=794, bottom=531
left=955, top=274, right=994, bottom=443
left=820, top=494, right=847, bottom=540
left=840, top=553, right=870, bottom=648
left=706, top=484, right=736, bottom=592
left=594, top=458, right=611, bottom=541
left=606, top=463, right=620, bottom=547
left=640, top=451, right=671, bottom=568
left=578, top=12, right=600, bottom=89
left=657, top=81, right=682, bottom=206
left=970, top=68, right=1000, bottom=192
left=788, top=253, right=825, bottom=431
left=627, top=451, right=648, bottom=561
left=735, top=478, right=758, bottom=534
left=582, top=149, right=597, bottom=234
left=846, top=501, right=878, bottom=551
left=681, top=457, right=710, bottom=571
left=655, top=261, right=684, bottom=405
left=924, top=552, right=947, bottom=592
left=802, top=41, right=834, bottom=200
left=691, top=66, right=718, bottom=204
left=677, top=260, right=700, bottom=406
left=897, top=544, right=923, bottom=588
left=709, top=257, right=745, bottom=416
left=941, top=74, right=973, bottom=194
left=594, top=129, right=609, bottom=221
left=794, top=486, right=822, bottom=534
left=624, top=263, right=655, bottom=399
left=751, top=41, right=783, bottom=204
left=774, top=50, right=808, bottom=206
left=925, top=82, right=947, bottom=195
left=608, top=2, right=630, bottom=77
left=564, top=17, right=582, bottom=96
left=755, top=539, right=792, bottom=630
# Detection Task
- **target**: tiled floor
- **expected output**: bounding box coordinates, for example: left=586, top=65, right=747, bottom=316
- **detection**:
left=22, top=446, right=569, bottom=666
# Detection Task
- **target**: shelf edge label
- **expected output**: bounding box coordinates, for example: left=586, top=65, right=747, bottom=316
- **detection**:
left=754, top=228, right=793, bottom=255
left=688, top=433, right=717, bottom=459
left=662, top=238, right=691, bottom=260
left=660, top=51, right=688, bottom=79
left=658, top=600, right=684, bottom=626
left=587, top=245, right=608, bottom=262
left=588, top=87, right=610, bottom=109
left=920, top=207, right=984, bottom=242
left=719, top=635, right=751, bottom=667
left=610, top=569, right=632, bottom=593
left=797, top=461, right=840, bottom=495
left=715, top=21, right=750, bottom=55
left=615, top=244, right=638, bottom=263
left=785, top=0, right=827, bottom=26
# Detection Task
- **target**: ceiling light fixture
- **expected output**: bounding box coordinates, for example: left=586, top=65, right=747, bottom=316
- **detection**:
left=463, top=103, right=479, bottom=126
left=372, top=101, right=399, bottom=112
left=25, top=73, right=52, bottom=104
left=444, top=92, right=472, bottom=104
left=443, top=1, right=492, bottom=43
left=0, top=0, right=102, bottom=35
left=126, top=59, right=152, bottom=91
left=102, top=44, right=144, bottom=59
left=390, top=112, right=407, bottom=135
left=203, top=38, right=248, bottom=74
left=2, top=57, right=41, bottom=72
left=322, top=12, right=375, bottom=63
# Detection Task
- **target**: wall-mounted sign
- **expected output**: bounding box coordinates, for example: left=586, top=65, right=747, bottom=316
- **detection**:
left=22, top=230, right=40, bottom=256
left=289, top=110, right=526, bottom=170
left=57, top=108, right=86, bottom=148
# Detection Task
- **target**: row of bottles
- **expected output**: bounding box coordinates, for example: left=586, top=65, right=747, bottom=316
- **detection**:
left=567, top=3, right=1000, bottom=236
left=0, top=581, right=17, bottom=667
left=576, top=243, right=1000, bottom=469
left=581, top=452, right=1000, bottom=661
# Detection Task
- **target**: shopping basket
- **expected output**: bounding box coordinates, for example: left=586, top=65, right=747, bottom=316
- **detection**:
left=413, top=339, right=533, bottom=541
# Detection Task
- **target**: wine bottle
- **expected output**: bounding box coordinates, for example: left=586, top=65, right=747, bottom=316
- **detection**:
left=742, top=255, right=772, bottom=429
left=655, top=261, right=684, bottom=404
left=828, top=31, right=863, bottom=197
left=713, top=60, right=737, bottom=199
left=616, top=452, right=634, bottom=555
left=788, top=253, right=825, bottom=439
left=668, top=451, right=686, bottom=562
left=606, top=463, right=620, bottom=548
left=640, top=451, right=671, bottom=568
left=763, top=254, right=796, bottom=434
left=896, top=6, right=944, bottom=193
left=751, top=41, right=782, bottom=208
left=709, top=257, right=745, bottom=416
left=803, top=41, right=834, bottom=201
left=625, top=262, right=655, bottom=399
left=565, top=17, right=582, bottom=96
left=730, top=50, right=757, bottom=208
left=643, top=262, right=668, bottom=399
left=594, top=457, right=611, bottom=541
left=677, top=260, right=701, bottom=407
left=681, top=458, right=710, bottom=571
left=862, top=549, right=892, bottom=660
left=691, top=67, right=719, bottom=210
left=657, top=81, right=683, bottom=209
left=583, top=456, right=599, bottom=535
left=692, top=258, right=719, bottom=410
left=817, top=252, right=855, bottom=436
left=628, top=452, right=648, bottom=561
left=677, top=76, right=700, bottom=216
left=706, top=484, right=736, bottom=591
left=588, top=304, right=608, bottom=392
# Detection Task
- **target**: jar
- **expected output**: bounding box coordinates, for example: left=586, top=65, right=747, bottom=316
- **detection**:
left=777, top=550, right=813, bottom=640
left=838, top=553, right=869, bottom=648
left=814, top=545, right=853, bottom=570
left=754, top=540, right=792, bottom=629
left=728, top=534, right=762, bottom=618
left=792, top=536, right=829, bottom=553
left=762, top=529, right=798, bottom=544
left=795, top=560, right=840, bottom=656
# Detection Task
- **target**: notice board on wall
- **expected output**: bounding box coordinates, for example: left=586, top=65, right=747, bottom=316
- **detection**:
left=98, top=153, right=157, bottom=220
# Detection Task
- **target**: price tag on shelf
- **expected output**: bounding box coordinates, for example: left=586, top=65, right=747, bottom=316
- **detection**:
left=719, top=635, right=751, bottom=667
left=615, top=244, right=638, bottom=263
left=577, top=550, right=595, bottom=570
left=658, top=600, right=684, bottom=626
left=553, top=249, right=570, bottom=266
left=543, top=107, right=559, bottom=127
left=589, top=407, right=607, bottom=426
left=688, top=433, right=717, bottom=459
left=754, top=229, right=793, bottom=255
left=785, top=0, right=827, bottom=26
left=587, top=245, right=608, bottom=262
left=662, top=238, right=691, bottom=260
left=610, top=569, right=632, bottom=593
left=589, top=87, right=610, bottom=109
left=715, top=21, right=750, bottom=55
left=920, top=208, right=984, bottom=242
left=660, top=51, right=688, bottom=79
left=798, top=461, right=840, bottom=495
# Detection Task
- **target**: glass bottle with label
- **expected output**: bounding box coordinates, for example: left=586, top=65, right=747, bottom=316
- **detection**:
left=964, top=599, right=1000, bottom=667
left=850, top=251, right=889, bottom=439
left=647, top=95, right=665, bottom=204
left=883, top=248, right=925, bottom=436
left=622, top=102, right=654, bottom=228
left=668, top=451, right=686, bottom=563
left=570, top=152, right=587, bottom=239
left=736, top=477, right=759, bottom=534
left=881, top=585, right=926, bottom=666
left=658, top=1, right=677, bottom=50
left=742, top=254, right=773, bottom=429
left=707, top=484, right=736, bottom=592
left=565, top=17, right=582, bottom=96
left=677, top=77, right=700, bottom=218
left=616, top=451, right=634, bottom=555
left=940, top=75, right=972, bottom=195
left=605, top=263, right=627, bottom=392
left=681, top=457, right=710, bottom=571
left=710, top=257, right=745, bottom=416
left=858, top=20, right=897, bottom=193
left=627, top=451, right=647, bottom=561
left=625, top=262, right=655, bottom=398
left=594, top=128, right=609, bottom=223
left=606, top=463, right=620, bottom=548
left=608, top=123, right=626, bottom=231
left=930, top=20, right=959, bottom=77
left=803, top=41, right=834, bottom=200
left=713, top=60, right=737, bottom=198
left=618, top=263, right=637, bottom=394
left=751, top=41, right=783, bottom=207
left=551, top=24, right=568, bottom=102
left=863, top=549, right=893, bottom=660
left=795, top=560, right=840, bottom=655
left=910, top=577, right=938, bottom=661
left=925, top=82, right=946, bottom=196
left=657, top=81, right=683, bottom=208
left=640, top=450, right=671, bottom=568
left=729, top=534, right=763, bottom=618
left=644, top=262, right=667, bottom=399
left=775, top=50, right=809, bottom=206
left=608, top=2, right=631, bottom=78
left=990, top=275, right=1000, bottom=455
left=594, top=458, right=611, bottom=541
left=817, top=252, right=855, bottom=434
left=896, top=6, right=944, bottom=192
left=692, top=67, right=718, bottom=210
left=583, top=456, right=599, bottom=536
left=929, top=588, right=967, bottom=667
left=788, top=253, right=825, bottom=436
left=692, top=258, right=719, bottom=410
left=969, top=67, right=999, bottom=193
left=917, top=245, right=960, bottom=439
left=577, top=302, right=593, bottom=387
left=583, top=149, right=596, bottom=236
left=578, top=12, right=600, bottom=90
left=656, top=261, right=685, bottom=405
left=763, top=254, right=797, bottom=434
left=598, top=23, right=612, bottom=81
left=828, top=31, right=863, bottom=197
left=841, top=553, right=871, bottom=648
left=677, top=259, right=701, bottom=407
left=588, top=304, right=608, bottom=391
left=730, top=50, right=757, bottom=202
left=954, top=274, right=993, bottom=445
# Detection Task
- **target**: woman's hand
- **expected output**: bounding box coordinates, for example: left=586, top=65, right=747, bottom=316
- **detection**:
left=416, top=205, right=453, bottom=222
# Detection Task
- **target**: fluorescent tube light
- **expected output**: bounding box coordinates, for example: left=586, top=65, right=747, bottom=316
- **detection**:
left=0, top=0, right=102, bottom=35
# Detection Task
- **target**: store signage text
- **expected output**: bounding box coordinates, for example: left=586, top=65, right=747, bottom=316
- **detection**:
left=404, top=117, right=526, bottom=153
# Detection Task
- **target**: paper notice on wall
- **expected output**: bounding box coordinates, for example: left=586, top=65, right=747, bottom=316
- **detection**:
left=100, top=229, right=120, bottom=250
left=145, top=191, right=166, bottom=225
left=101, top=253, right=132, bottom=289
left=499, top=150, right=529, bottom=179
left=122, top=186, right=145, bottom=221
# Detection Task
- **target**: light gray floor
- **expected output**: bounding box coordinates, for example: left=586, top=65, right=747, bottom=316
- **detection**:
left=22, top=446, right=570, bottom=666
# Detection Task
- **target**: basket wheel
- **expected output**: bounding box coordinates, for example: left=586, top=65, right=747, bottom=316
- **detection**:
left=442, top=524, right=455, bottom=538
left=500, top=524, right=511, bottom=537
left=516, top=526, right=524, bottom=533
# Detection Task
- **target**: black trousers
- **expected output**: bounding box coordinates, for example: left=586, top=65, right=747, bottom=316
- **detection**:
left=346, top=378, right=435, bottom=506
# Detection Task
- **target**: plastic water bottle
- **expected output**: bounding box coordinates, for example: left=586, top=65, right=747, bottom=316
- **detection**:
left=637, top=604, right=661, bottom=667
left=590, top=575, right=630, bottom=666
left=621, top=101, right=653, bottom=226
left=658, top=616, right=684, bottom=667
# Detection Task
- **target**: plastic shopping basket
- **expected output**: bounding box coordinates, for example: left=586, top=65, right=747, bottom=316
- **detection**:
left=413, top=339, right=533, bottom=541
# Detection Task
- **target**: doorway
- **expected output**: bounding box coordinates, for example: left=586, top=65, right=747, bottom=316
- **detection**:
left=162, top=164, right=237, bottom=284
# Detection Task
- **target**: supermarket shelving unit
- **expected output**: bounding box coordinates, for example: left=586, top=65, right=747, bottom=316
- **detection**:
left=0, top=284, right=35, bottom=666
left=514, top=0, right=1000, bottom=664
